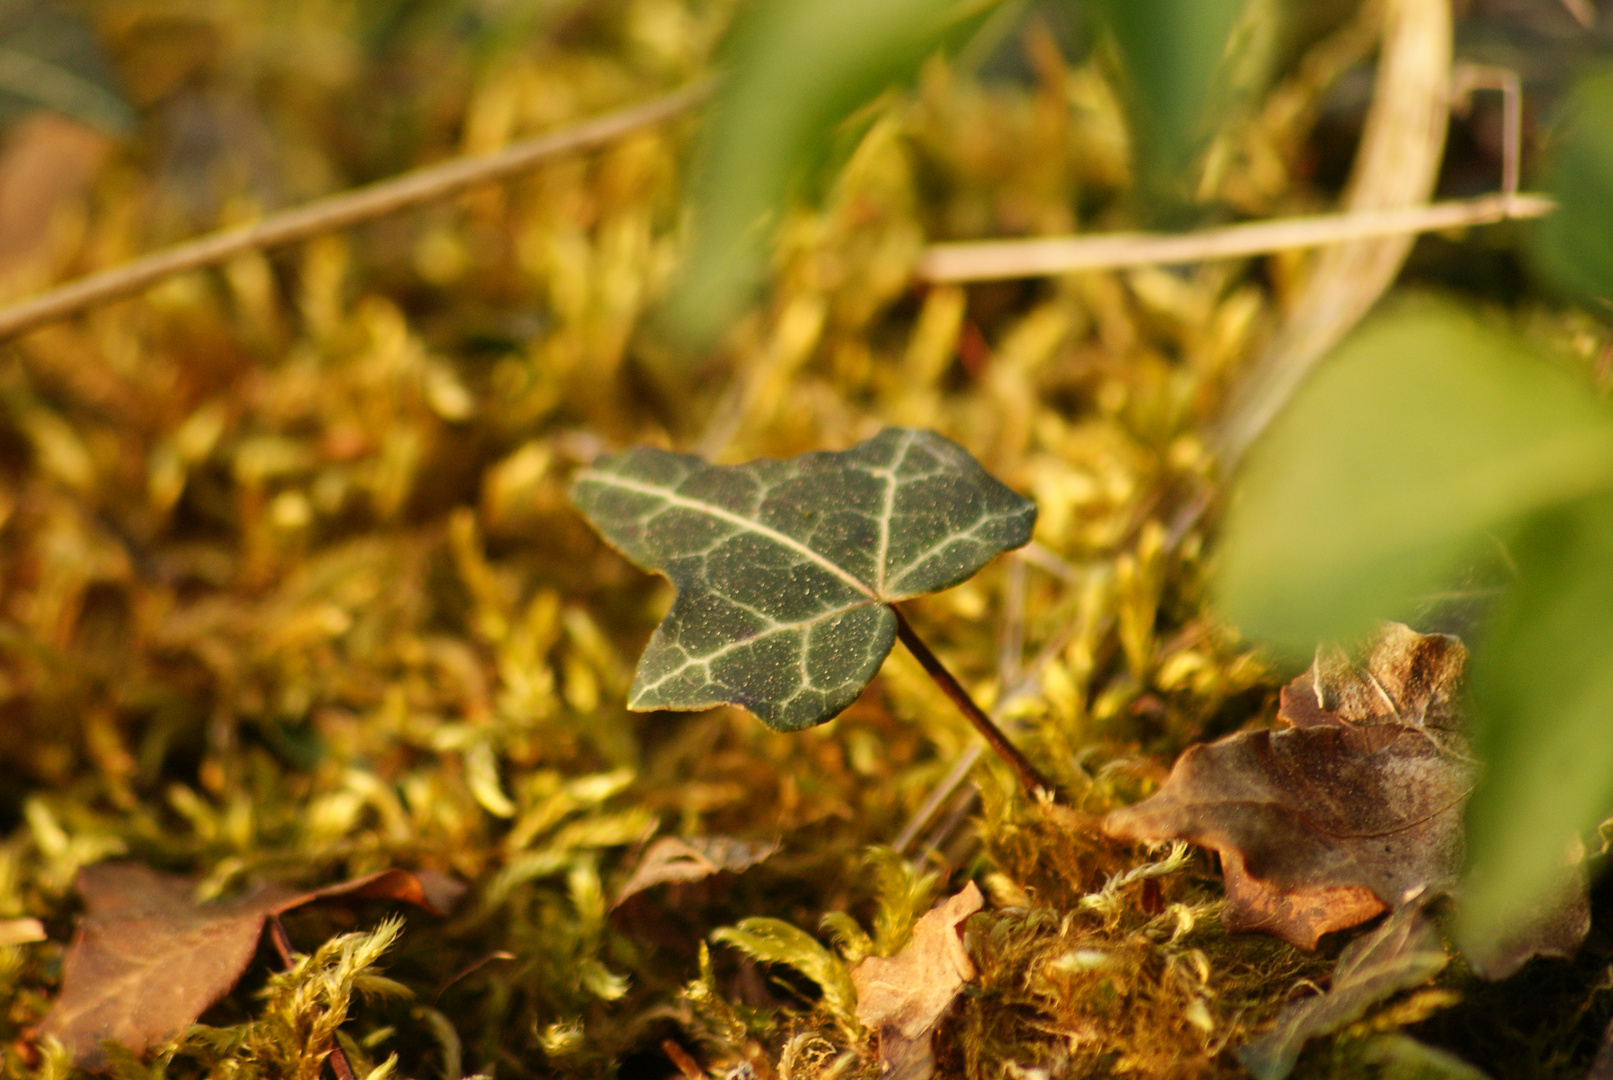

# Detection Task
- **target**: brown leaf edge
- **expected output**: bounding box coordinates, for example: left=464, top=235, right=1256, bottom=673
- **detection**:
left=1103, top=622, right=1590, bottom=975
left=36, top=862, right=464, bottom=1070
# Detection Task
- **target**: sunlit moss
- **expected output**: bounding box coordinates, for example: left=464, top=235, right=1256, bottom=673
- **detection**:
left=3, top=3, right=1611, bottom=1080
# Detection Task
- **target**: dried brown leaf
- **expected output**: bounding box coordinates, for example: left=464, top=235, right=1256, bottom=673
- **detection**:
left=1105, top=624, right=1589, bottom=971
left=611, top=836, right=780, bottom=910
left=1462, top=855, right=1590, bottom=981
left=1218, top=849, right=1386, bottom=945
left=852, top=882, right=983, bottom=1080
left=1105, top=624, right=1469, bottom=948
left=37, top=862, right=460, bottom=1070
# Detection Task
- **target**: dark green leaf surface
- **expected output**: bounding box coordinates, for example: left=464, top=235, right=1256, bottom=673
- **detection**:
left=571, top=428, right=1035, bottom=730
left=1216, top=303, right=1613, bottom=657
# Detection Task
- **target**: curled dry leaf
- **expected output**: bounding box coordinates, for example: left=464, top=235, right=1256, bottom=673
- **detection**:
left=1106, top=624, right=1468, bottom=948
left=852, top=881, right=984, bottom=1080
left=1105, top=623, right=1588, bottom=972
left=611, top=835, right=780, bottom=909
left=37, top=862, right=464, bottom=1070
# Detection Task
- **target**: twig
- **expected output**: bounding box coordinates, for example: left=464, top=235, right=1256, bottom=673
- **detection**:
left=897, top=549, right=1028, bottom=853
left=894, top=743, right=986, bottom=856
left=267, top=915, right=359, bottom=1080
left=1019, top=540, right=1079, bottom=582
left=896, top=550, right=1025, bottom=857
left=0, top=80, right=713, bottom=341
left=916, top=192, right=1551, bottom=282
left=1452, top=64, right=1521, bottom=199
left=913, top=784, right=982, bottom=865
left=892, top=605, right=1054, bottom=798
left=266, top=913, right=297, bottom=967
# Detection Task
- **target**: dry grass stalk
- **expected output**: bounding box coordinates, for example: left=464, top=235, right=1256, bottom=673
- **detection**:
left=0, top=81, right=711, bottom=342
left=916, top=193, right=1551, bottom=283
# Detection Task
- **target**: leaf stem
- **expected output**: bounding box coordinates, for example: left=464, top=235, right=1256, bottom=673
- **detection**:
left=891, top=605, right=1054, bottom=799
left=268, top=915, right=359, bottom=1080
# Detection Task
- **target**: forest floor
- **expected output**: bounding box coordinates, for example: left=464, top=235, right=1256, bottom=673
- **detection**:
left=2, top=2, right=1613, bottom=1079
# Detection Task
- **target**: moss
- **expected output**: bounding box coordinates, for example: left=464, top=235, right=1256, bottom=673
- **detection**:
left=1, top=3, right=1611, bottom=1079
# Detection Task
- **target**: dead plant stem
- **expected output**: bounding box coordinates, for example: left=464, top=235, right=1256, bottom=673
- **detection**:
left=0, top=80, right=713, bottom=341
left=892, top=605, right=1054, bottom=798
left=917, top=192, right=1551, bottom=282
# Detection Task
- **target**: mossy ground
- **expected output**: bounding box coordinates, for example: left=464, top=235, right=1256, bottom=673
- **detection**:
left=2, top=3, right=1613, bottom=1079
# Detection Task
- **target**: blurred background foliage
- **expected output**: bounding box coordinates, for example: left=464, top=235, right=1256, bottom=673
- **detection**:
left=0, top=0, right=1612, bottom=1079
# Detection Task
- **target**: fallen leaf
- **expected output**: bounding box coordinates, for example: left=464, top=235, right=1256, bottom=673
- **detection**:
left=37, top=862, right=460, bottom=1070
left=570, top=428, right=1035, bottom=731
left=1104, top=623, right=1589, bottom=972
left=1106, top=624, right=1470, bottom=949
left=1239, top=902, right=1452, bottom=1080
left=1218, top=848, right=1386, bottom=947
left=0, top=917, right=47, bottom=946
left=611, top=835, right=779, bottom=909
left=852, top=881, right=984, bottom=1080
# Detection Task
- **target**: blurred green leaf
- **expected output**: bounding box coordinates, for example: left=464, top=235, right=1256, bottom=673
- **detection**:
left=1531, top=65, right=1613, bottom=311
left=1460, top=490, right=1613, bottom=951
left=663, top=0, right=976, bottom=343
left=1216, top=303, right=1613, bottom=658
left=1090, top=0, right=1258, bottom=205
left=0, top=0, right=133, bottom=134
left=1351, top=1034, right=1490, bottom=1080
left=1239, top=904, right=1448, bottom=1080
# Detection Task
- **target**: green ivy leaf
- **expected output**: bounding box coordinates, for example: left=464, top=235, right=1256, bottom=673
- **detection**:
left=1215, top=302, right=1613, bottom=658
left=571, top=428, right=1035, bottom=731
